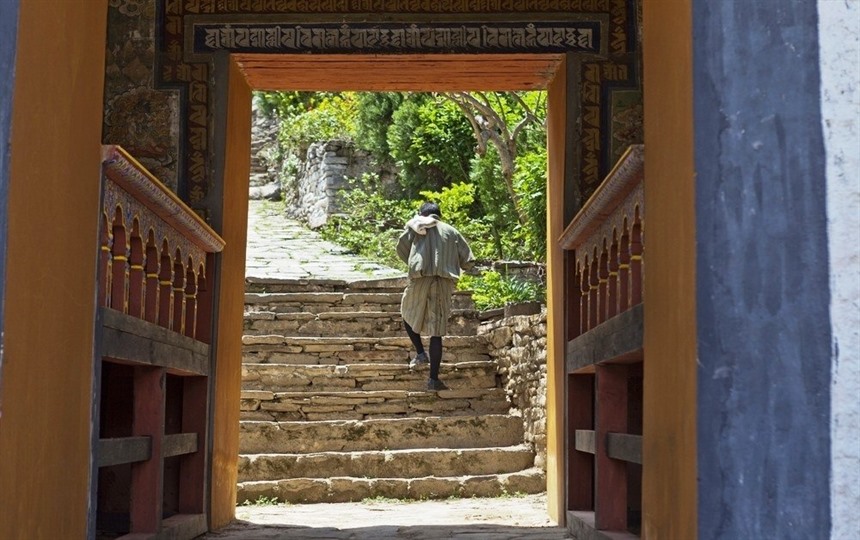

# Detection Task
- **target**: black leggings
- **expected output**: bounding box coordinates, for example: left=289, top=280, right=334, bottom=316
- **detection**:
left=404, top=322, right=443, bottom=380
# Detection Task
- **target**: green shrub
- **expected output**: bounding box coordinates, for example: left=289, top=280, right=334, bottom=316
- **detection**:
left=458, top=270, right=545, bottom=311
left=319, top=174, right=415, bottom=271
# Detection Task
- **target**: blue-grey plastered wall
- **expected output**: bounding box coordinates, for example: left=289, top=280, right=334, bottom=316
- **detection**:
left=0, top=0, right=20, bottom=387
left=693, top=1, right=832, bottom=538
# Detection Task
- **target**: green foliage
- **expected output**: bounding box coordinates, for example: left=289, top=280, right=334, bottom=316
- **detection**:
left=254, top=91, right=334, bottom=120
left=318, top=174, right=415, bottom=271
left=387, top=95, right=474, bottom=196
left=353, top=92, right=405, bottom=160
left=258, top=89, right=548, bottom=265
left=513, top=147, right=547, bottom=260
left=278, top=93, right=358, bottom=152
left=458, top=269, right=545, bottom=311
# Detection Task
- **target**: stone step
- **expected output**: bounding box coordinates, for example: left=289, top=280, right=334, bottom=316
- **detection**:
left=239, top=414, right=525, bottom=454
left=243, top=309, right=480, bottom=337
left=237, top=445, right=536, bottom=482
left=245, top=276, right=408, bottom=294
left=240, top=383, right=510, bottom=421
left=236, top=467, right=546, bottom=504
left=241, top=361, right=499, bottom=393
left=242, top=335, right=490, bottom=365
left=245, top=290, right=475, bottom=313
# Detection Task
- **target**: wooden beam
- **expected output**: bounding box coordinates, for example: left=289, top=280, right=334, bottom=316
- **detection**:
left=566, top=303, right=643, bottom=373
left=235, top=53, right=563, bottom=91
left=574, top=429, right=596, bottom=455
left=97, top=437, right=151, bottom=468
left=607, top=433, right=643, bottom=465
left=163, top=433, right=198, bottom=459
left=101, top=307, right=209, bottom=375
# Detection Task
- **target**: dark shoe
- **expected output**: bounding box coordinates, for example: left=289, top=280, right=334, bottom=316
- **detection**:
left=409, top=352, right=429, bottom=368
left=427, top=378, right=449, bottom=391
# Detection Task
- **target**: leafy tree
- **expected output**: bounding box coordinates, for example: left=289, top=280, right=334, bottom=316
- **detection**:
left=386, top=95, right=474, bottom=196
left=442, top=91, right=546, bottom=228
left=353, top=92, right=404, bottom=160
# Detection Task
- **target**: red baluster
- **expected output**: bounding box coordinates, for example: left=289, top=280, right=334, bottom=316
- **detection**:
left=110, top=208, right=129, bottom=313
left=588, top=252, right=598, bottom=330
left=184, top=263, right=197, bottom=339
left=569, top=256, right=582, bottom=340
left=607, top=232, right=619, bottom=319
left=195, top=255, right=214, bottom=343
left=580, top=260, right=590, bottom=334
left=143, top=233, right=160, bottom=324
left=172, top=252, right=186, bottom=333
left=127, top=221, right=144, bottom=318
left=618, top=222, right=631, bottom=312
left=158, top=242, right=173, bottom=328
left=99, top=214, right=112, bottom=307
left=630, top=207, right=643, bottom=306
left=597, top=241, right=609, bottom=326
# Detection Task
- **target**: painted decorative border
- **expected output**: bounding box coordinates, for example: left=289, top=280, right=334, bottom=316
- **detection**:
left=156, top=0, right=634, bottom=209
left=102, top=145, right=226, bottom=255
left=559, top=143, right=644, bottom=251
left=191, top=20, right=601, bottom=56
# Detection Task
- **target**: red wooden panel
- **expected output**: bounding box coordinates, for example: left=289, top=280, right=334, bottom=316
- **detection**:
left=130, top=367, right=165, bottom=533
left=568, top=374, right=594, bottom=510
left=595, top=364, right=628, bottom=530
left=179, top=376, right=208, bottom=514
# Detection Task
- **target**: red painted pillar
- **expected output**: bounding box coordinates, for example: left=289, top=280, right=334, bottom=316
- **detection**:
left=595, top=364, right=628, bottom=531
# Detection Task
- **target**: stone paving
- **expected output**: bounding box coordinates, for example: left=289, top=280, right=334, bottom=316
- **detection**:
left=203, top=200, right=571, bottom=539
left=245, top=200, right=404, bottom=282
left=200, top=494, right=570, bottom=539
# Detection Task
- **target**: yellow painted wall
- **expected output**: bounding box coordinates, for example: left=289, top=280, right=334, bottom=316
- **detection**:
left=210, top=58, right=252, bottom=528
left=641, top=0, right=698, bottom=538
left=545, top=57, right=567, bottom=525
left=0, top=1, right=108, bottom=538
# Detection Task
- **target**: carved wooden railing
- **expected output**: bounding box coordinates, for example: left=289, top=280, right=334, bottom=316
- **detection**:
left=561, top=144, right=644, bottom=538
left=95, top=145, right=224, bottom=539
left=99, top=145, right=225, bottom=342
left=560, top=144, right=644, bottom=339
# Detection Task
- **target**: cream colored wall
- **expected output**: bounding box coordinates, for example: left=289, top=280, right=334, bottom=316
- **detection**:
left=641, top=0, right=698, bottom=538
left=210, top=58, right=252, bottom=528
left=0, top=1, right=108, bottom=538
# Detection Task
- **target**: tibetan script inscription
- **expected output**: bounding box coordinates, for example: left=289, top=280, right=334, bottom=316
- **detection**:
left=193, top=22, right=600, bottom=54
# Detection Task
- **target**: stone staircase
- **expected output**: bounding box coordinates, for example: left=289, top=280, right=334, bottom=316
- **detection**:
left=237, top=277, right=545, bottom=504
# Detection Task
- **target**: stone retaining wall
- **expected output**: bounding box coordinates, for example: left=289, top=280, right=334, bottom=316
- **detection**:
left=479, top=311, right=548, bottom=470
left=286, top=140, right=380, bottom=228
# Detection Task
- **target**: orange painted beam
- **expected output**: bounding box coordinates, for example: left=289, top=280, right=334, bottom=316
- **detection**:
left=235, top=53, right=563, bottom=91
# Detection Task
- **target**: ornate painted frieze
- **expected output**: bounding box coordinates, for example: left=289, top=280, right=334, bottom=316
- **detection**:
left=146, top=0, right=639, bottom=214
left=191, top=21, right=600, bottom=56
